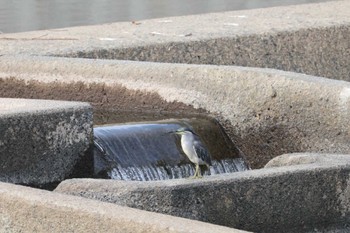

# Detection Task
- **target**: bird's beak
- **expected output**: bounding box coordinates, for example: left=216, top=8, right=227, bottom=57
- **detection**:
left=169, top=130, right=181, bottom=135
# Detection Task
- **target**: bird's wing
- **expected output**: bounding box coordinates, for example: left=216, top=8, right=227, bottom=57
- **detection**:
left=193, top=140, right=212, bottom=166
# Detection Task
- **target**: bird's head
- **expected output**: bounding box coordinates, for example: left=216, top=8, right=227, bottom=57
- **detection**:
left=174, top=127, right=196, bottom=135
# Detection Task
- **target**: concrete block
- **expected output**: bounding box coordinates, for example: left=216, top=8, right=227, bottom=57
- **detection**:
left=0, top=1, right=349, bottom=80
left=0, top=181, right=247, bottom=233
left=0, top=1, right=349, bottom=169
left=1, top=55, right=350, bottom=168
left=55, top=153, right=350, bottom=233
left=0, top=98, right=93, bottom=186
left=0, top=2, right=349, bottom=231
left=265, top=153, right=350, bottom=168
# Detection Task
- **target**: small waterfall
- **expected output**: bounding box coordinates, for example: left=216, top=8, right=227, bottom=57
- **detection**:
left=107, top=158, right=248, bottom=181
left=93, top=119, right=249, bottom=181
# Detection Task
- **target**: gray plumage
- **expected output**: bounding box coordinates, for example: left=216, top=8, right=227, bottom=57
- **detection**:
left=174, top=127, right=212, bottom=178
left=193, top=140, right=212, bottom=166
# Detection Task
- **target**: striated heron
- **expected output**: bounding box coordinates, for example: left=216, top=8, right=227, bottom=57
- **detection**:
left=174, top=127, right=212, bottom=178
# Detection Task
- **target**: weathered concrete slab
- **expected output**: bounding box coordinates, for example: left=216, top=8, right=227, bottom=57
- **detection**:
left=0, top=2, right=349, bottom=168
left=0, top=1, right=349, bottom=80
left=265, top=153, right=350, bottom=168
left=0, top=98, right=92, bottom=186
left=0, top=181, right=248, bottom=233
left=55, top=153, right=350, bottom=233
left=1, top=55, right=350, bottom=168
left=0, top=2, right=349, bottom=232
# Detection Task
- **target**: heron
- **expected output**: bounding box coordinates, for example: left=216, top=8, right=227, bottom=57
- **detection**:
left=174, top=127, right=212, bottom=178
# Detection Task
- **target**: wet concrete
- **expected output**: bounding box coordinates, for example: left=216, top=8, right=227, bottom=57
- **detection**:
left=0, top=77, right=205, bottom=124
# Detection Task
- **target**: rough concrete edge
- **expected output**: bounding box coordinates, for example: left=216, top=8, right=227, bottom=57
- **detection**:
left=0, top=1, right=349, bottom=52
left=0, top=1, right=348, bottom=230
left=0, top=1, right=348, bottom=81
left=0, top=181, right=249, bottom=233
left=1, top=54, right=349, bottom=103
left=265, top=153, right=350, bottom=168
left=56, top=152, right=350, bottom=190
left=54, top=153, right=350, bottom=232
left=0, top=98, right=93, bottom=185
left=54, top=153, right=350, bottom=192
left=1, top=54, right=350, bottom=168
left=0, top=97, right=91, bottom=116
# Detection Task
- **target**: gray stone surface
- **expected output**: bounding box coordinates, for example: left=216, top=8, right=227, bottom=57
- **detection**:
left=0, top=1, right=349, bottom=80
left=265, top=153, right=350, bottom=168
left=0, top=1, right=349, bottom=232
left=0, top=181, right=247, bottom=233
left=55, top=153, right=350, bottom=233
left=0, top=98, right=92, bottom=186
left=0, top=2, right=349, bottom=169
left=1, top=55, right=350, bottom=168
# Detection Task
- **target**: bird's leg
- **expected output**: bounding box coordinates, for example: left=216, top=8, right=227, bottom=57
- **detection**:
left=192, top=164, right=202, bottom=179
left=191, top=164, right=199, bottom=179
left=188, top=165, right=195, bottom=179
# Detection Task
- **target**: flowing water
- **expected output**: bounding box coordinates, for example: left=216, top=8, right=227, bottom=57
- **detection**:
left=108, top=159, right=247, bottom=181
left=93, top=118, right=249, bottom=181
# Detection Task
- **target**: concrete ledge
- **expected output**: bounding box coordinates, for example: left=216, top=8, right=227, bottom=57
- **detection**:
left=265, top=153, right=350, bottom=168
left=0, top=181, right=247, bottom=233
left=0, top=2, right=349, bottom=232
left=0, top=1, right=349, bottom=80
left=1, top=55, right=350, bottom=168
left=0, top=98, right=92, bottom=186
left=55, top=153, right=350, bottom=232
left=0, top=1, right=349, bottom=168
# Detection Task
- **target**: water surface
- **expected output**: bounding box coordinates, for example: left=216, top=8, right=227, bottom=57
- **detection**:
left=93, top=118, right=249, bottom=181
left=0, top=0, right=335, bottom=33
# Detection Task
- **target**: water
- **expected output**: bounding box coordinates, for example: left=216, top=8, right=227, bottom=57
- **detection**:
left=0, top=0, right=335, bottom=33
left=93, top=123, right=183, bottom=169
left=93, top=118, right=249, bottom=181
left=108, top=158, right=247, bottom=181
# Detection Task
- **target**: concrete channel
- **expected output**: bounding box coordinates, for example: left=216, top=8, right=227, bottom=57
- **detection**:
left=0, top=1, right=349, bottom=232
